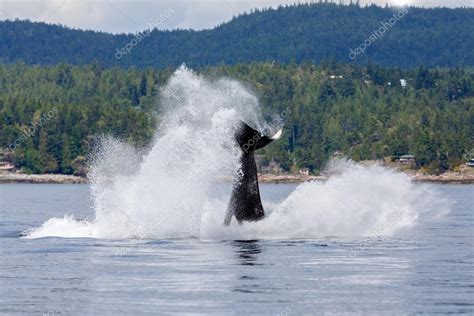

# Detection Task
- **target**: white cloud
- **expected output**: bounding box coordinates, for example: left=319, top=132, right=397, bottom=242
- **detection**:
left=0, top=0, right=471, bottom=34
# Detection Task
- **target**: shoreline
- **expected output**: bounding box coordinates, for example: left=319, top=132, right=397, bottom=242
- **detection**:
left=0, top=170, right=473, bottom=184
left=0, top=172, right=87, bottom=184
left=258, top=172, right=474, bottom=184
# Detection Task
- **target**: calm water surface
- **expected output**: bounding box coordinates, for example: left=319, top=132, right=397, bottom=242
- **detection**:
left=0, top=183, right=473, bottom=315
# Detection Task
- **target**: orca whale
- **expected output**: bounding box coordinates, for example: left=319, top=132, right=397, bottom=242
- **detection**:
left=224, top=121, right=283, bottom=225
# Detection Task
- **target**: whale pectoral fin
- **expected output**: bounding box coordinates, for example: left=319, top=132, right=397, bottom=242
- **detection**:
left=254, top=128, right=283, bottom=150
left=271, top=129, right=283, bottom=140
left=235, top=121, right=283, bottom=151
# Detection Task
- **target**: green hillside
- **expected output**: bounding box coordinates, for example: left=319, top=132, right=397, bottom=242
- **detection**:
left=0, top=3, right=473, bottom=68
left=1, top=62, right=472, bottom=175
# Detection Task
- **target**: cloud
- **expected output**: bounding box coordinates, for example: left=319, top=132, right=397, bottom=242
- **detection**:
left=0, top=0, right=471, bottom=34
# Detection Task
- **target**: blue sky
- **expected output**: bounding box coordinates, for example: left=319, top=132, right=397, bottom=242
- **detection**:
left=0, top=0, right=471, bottom=34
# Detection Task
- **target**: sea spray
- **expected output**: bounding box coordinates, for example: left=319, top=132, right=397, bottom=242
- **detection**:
left=26, top=66, right=250, bottom=238
left=200, top=158, right=448, bottom=239
left=24, top=67, right=450, bottom=240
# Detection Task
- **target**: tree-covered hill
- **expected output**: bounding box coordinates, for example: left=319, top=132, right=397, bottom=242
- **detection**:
left=1, top=62, right=472, bottom=175
left=0, top=3, right=473, bottom=68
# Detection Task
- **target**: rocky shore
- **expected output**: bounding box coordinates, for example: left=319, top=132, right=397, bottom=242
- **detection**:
left=258, top=173, right=325, bottom=183
left=410, top=171, right=474, bottom=184
left=0, top=169, right=473, bottom=184
left=258, top=172, right=474, bottom=184
left=0, top=172, right=87, bottom=184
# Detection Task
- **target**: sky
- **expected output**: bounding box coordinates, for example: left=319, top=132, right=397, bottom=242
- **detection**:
left=0, top=0, right=471, bottom=34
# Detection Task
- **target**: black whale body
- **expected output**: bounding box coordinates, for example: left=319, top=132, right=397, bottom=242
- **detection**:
left=224, top=121, right=282, bottom=225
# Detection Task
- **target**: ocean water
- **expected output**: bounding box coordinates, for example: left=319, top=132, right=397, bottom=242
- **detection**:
left=1, top=67, right=472, bottom=315
left=0, top=183, right=473, bottom=315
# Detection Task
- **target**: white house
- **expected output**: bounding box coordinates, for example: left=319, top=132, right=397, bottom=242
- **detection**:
left=0, top=161, right=15, bottom=172
left=400, top=79, right=407, bottom=88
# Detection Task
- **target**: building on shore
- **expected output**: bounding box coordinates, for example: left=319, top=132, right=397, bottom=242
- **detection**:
left=0, top=161, right=15, bottom=172
left=0, top=149, right=15, bottom=172
left=299, top=168, right=310, bottom=176
left=400, top=79, right=407, bottom=88
left=399, top=155, right=415, bottom=164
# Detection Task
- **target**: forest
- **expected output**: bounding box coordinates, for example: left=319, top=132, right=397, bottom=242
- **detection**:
left=0, top=3, right=473, bottom=68
left=0, top=61, right=472, bottom=175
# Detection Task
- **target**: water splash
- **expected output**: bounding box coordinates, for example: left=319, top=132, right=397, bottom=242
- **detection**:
left=24, top=67, right=450, bottom=240
left=201, top=158, right=450, bottom=240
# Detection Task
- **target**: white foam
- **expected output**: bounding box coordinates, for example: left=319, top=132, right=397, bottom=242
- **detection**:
left=25, top=215, right=95, bottom=239
left=24, top=67, right=450, bottom=240
left=201, top=158, right=449, bottom=240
